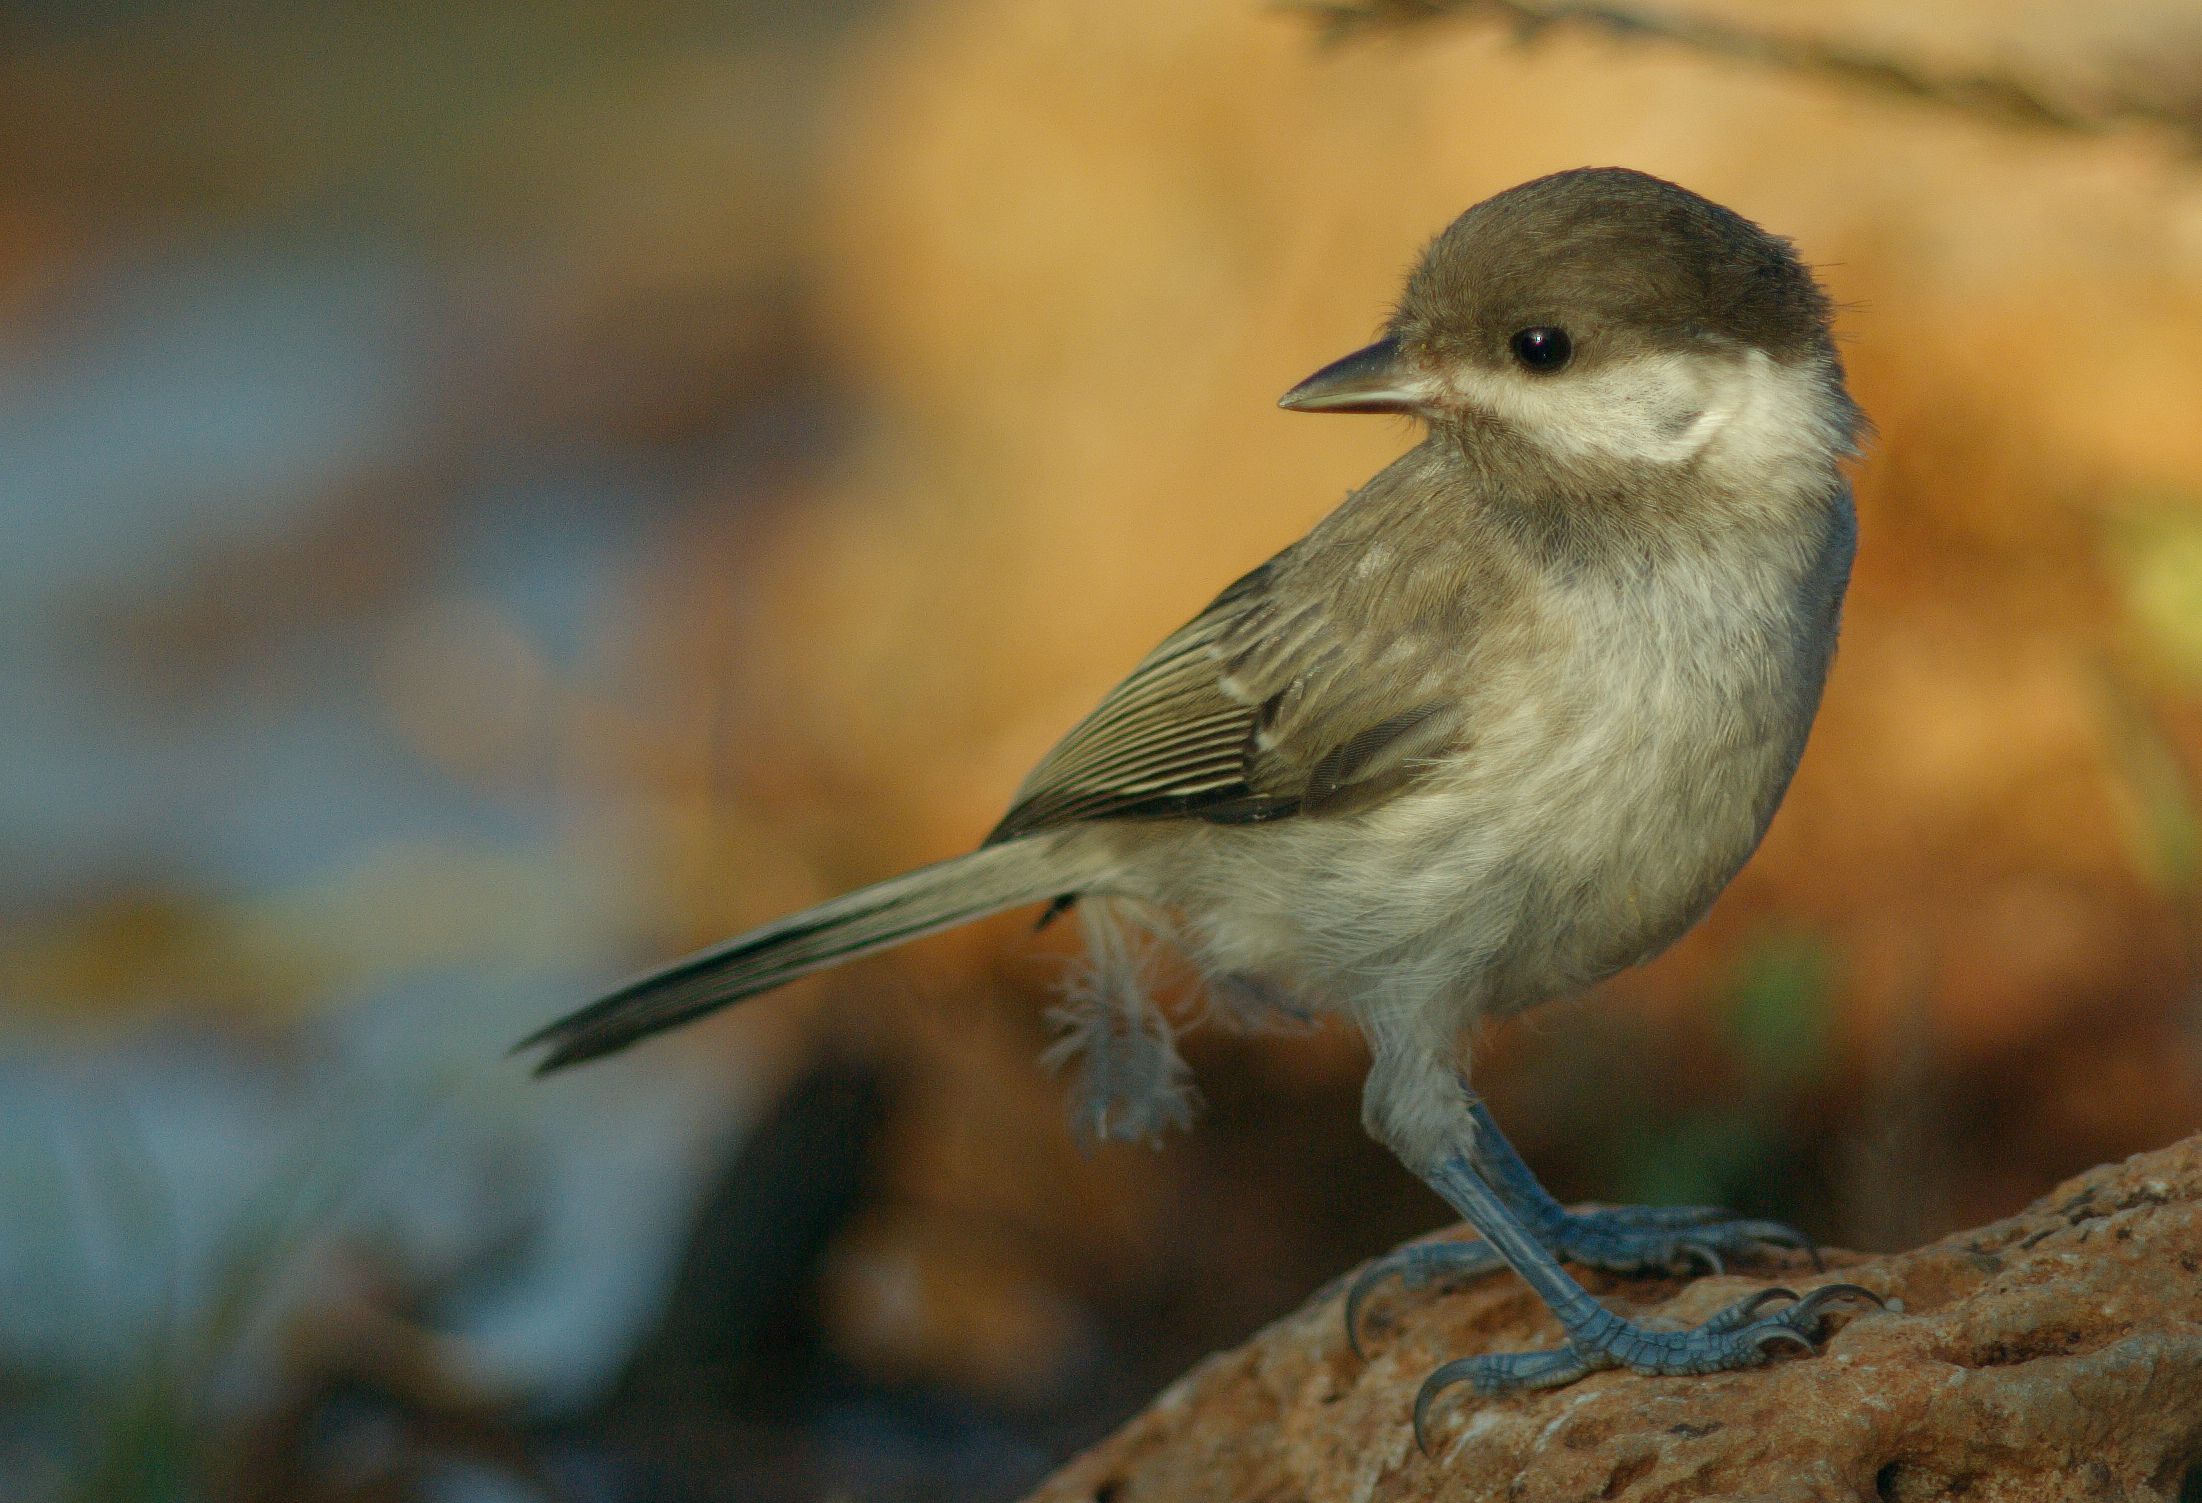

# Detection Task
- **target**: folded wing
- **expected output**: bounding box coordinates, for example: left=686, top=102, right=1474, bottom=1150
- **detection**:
left=986, top=553, right=1467, bottom=844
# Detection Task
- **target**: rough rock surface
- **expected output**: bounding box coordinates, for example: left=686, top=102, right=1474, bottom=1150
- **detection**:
left=1021, top=1138, right=2202, bottom=1502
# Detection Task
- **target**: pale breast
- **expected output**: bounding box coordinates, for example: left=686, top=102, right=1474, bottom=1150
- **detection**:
left=1156, top=490, right=1852, bottom=1019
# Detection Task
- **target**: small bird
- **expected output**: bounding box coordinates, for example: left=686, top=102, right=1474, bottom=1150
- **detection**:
left=521, top=167, right=1880, bottom=1431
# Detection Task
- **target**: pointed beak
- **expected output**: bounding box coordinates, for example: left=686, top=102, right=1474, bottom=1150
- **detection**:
left=1277, top=336, right=1425, bottom=415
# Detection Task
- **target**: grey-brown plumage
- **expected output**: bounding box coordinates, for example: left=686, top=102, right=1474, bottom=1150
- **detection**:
left=521, top=167, right=1879, bottom=1420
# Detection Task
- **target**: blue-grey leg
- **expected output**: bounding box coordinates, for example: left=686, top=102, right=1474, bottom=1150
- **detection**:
left=1344, top=1098, right=1818, bottom=1354
left=1408, top=1154, right=1879, bottom=1449
left=1463, top=1101, right=1819, bottom=1274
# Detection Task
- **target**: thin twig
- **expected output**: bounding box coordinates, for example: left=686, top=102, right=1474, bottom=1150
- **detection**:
left=1285, top=0, right=2202, bottom=153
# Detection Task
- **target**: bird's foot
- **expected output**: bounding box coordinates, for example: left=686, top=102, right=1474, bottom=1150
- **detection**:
left=1411, top=1283, right=1884, bottom=1450
left=1541, top=1202, right=1821, bottom=1278
left=1344, top=1205, right=1814, bottom=1355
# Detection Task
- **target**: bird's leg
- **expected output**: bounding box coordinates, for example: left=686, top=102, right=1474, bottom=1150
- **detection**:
left=1461, top=1100, right=1818, bottom=1276
left=1344, top=1096, right=1815, bottom=1353
left=1406, top=1149, right=1878, bottom=1443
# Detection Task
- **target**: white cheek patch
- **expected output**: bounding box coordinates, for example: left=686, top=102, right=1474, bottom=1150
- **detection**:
left=1448, top=349, right=1838, bottom=478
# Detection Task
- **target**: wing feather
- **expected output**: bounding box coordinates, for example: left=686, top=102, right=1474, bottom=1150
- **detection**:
left=984, top=551, right=1468, bottom=844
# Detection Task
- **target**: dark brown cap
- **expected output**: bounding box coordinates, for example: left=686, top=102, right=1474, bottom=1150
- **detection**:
left=1392, top=167, right=1837, bottom=370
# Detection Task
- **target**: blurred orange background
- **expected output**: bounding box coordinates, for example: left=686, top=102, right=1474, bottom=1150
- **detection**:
left=5, top=1, right=2202, bottom=1498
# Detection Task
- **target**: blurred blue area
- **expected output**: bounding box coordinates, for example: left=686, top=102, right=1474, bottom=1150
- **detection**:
left=0, top=225, right=772, bottom=1495
left=0, top=235, right=665, bottom=903
left=0, top=4, right=996, bottom=1498
left=0, top=245, right=414, bottom=590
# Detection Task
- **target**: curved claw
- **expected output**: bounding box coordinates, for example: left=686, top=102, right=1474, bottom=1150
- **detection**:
left=1412, top=1356, right=1487, bottom=1455
left=1412, top=1347, right=1593, bottom=1448
left=1725, top=1219, right=1827, bottom=1272
left=1704, top=1281, right=1878, bottom=1340
left=1742, top=1285, right=1799, bottom=1315
left=1674, top=1239, right=1726, bottom=1276
left=1344, top=1239, right=1504, bottom=1358
left=1790, top=1282, right=1885, bottom=1318
left=1738, top=1220, right=1826, bottom=1271
left=1714, top=1285, right=1801, bottom=1329
left=1344, top=1266, right=1388, bottom=1361
left=1749, top=1324, right=1818, bottom=1359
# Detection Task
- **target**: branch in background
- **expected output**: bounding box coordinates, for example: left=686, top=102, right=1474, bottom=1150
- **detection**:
left=1286, top=0, right=2202, bottom=154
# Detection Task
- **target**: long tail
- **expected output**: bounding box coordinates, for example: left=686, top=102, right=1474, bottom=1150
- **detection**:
left=520, top=838, right=1083, bottom=1073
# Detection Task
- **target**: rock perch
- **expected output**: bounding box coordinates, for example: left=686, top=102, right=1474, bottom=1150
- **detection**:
left=1021, top=1136, right=2202, bottom=1502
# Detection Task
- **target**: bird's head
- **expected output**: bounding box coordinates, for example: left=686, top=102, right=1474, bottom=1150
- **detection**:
left=1280, top=168, right=1864, bottom=481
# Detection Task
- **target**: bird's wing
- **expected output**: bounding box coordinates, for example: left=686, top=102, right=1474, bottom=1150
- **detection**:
left=984, top=554, right=1466, bottom=845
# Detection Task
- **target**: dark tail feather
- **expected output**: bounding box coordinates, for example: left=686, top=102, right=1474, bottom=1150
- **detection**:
left=520, top=841, right=1072, bottom=1072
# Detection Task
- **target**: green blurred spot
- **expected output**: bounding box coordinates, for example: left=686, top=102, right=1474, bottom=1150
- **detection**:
left=2110, top=498, right=2202, bottom=685
left=1610, top=1109, right=1776, bottom=1211
left=1720, top=929, right=1837, bottom=1087
left=2091, top=663, right=2202, bottom=902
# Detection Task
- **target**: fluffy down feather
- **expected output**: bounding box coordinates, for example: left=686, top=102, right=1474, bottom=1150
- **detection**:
left=1041, top=899, right=1198, bottom=1145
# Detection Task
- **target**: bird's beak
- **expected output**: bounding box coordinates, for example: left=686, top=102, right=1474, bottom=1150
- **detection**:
left=1277, top=336, right=1425, bottom=415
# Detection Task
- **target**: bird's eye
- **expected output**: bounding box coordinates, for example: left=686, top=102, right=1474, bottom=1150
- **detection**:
left=1509, top=327, right=1572, bottom=372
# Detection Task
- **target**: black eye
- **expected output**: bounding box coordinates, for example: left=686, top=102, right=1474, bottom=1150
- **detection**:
left=1509, top=326, right=1572, bottom=372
